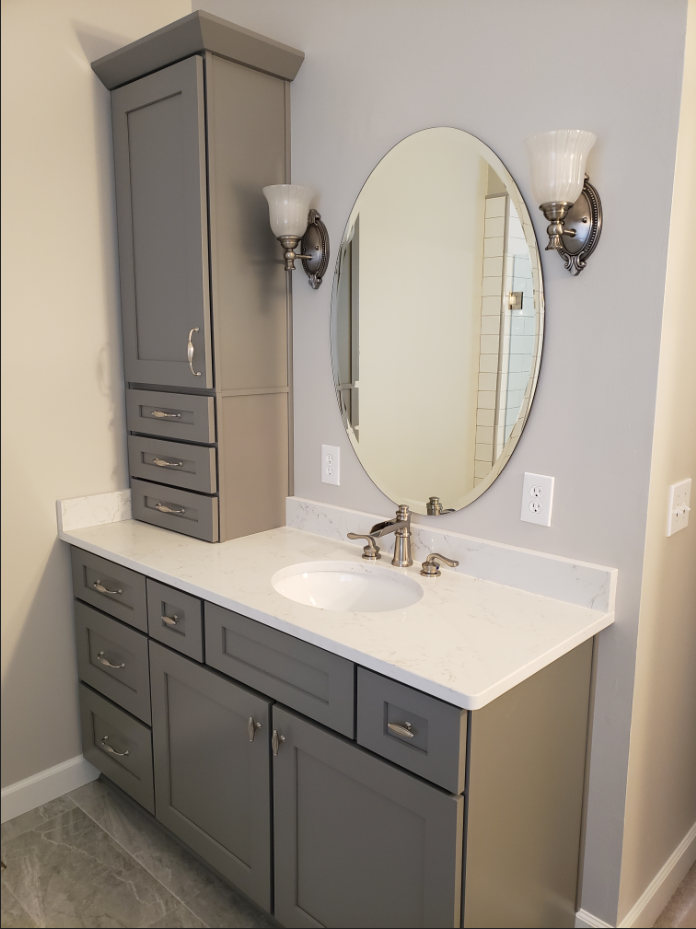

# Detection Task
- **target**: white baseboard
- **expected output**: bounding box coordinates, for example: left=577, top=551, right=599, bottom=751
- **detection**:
left=576, top=908, right=613, bottom=928
left=575, top=819, right=696, bottom=929
left=1, top=755, right=100, bottom=823
left=617, top=820, right=696, bottom=928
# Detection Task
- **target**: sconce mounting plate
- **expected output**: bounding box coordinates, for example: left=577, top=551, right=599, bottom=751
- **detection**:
left=301, top=209, right=330, bottom=289
left=557, top=176, right=602, bottom=276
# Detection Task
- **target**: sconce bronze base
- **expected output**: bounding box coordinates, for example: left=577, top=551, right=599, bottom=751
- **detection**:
left=540, top=175, right=602, bottom=276
left=277, top=210, right=330, bottom=289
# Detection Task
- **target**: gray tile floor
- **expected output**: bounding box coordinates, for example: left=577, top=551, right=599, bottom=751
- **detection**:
left=2, top=778, right=694, bottom=928
left=0, top=779, right=272, bottom=929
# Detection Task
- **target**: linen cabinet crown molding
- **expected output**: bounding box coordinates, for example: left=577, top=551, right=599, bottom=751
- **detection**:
left=91, top=10, right=305, bottom=90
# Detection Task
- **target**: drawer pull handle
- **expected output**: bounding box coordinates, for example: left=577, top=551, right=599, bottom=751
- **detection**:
left=150, top=410, right=182, bottom=419
left=388, top=722, right=415, bottom=739
left=100, top=736, right=129, bottom=757
left=152, top=457, right=184, bottom=468
left=188, top=328, right=202, bottom=377
left=161, top=614, right=179, bottom=627
left=272, top=729, right=286, bottom=755
left=93, top=580, right=123, bottom=595
left=248, top=717, right=262, bottom=742
left=154, top=502, right=185, bottom=515
left=96, top=651, right=125, bottom=670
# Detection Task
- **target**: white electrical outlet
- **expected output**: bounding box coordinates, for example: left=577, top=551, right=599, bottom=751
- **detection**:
left=521, top=472, right=554, bottom=527
left=321, top=445, right=340, bottom=485
left=667, top=478, right=691, bottom=536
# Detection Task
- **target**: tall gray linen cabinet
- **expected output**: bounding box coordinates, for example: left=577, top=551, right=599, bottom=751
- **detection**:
left=92, top=12, right=305, bottom=542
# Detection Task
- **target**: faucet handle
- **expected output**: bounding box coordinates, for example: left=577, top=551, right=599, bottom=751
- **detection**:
left=347, top=533, right=381, bottom=561
left=420, top=553, right=459, bottom=577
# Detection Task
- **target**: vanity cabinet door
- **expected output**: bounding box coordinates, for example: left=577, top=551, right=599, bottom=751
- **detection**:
left=111, top=55, right=212, bottom=389
left=149, top=641, right=272, bottom=911
left=273, top=706, right=463, bottom=929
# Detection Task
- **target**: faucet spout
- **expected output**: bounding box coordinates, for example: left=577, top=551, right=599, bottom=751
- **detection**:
left=348, top=506, right=413, bottom=567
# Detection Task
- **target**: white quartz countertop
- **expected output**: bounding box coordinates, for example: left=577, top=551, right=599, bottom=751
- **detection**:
left=59, top=516, right=614, bottom=710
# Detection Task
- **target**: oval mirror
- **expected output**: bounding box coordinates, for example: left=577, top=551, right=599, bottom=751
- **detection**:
left=330, top=127, right=544, bottom=515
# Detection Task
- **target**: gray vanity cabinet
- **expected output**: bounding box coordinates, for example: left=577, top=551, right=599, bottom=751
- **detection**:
left=149, top=641, right=273, bottom=910
left=273, top=705, right=463, bottom=929
left=95, top=12, right=305, bottom=543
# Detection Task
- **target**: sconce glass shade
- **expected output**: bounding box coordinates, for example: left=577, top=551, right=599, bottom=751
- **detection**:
left=524, top=130, right=596, bottom=205
left=262, top=184, right=315, bottom=238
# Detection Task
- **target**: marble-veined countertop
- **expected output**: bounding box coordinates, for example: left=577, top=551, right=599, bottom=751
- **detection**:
left=59, top=516, right=614, bottom=710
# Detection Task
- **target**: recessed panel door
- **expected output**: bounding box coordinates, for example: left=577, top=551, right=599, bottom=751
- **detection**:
left=111, top=55, right=212, bottom=388
left=273, top=706, right=463, bottom=929
left=149, top=641, right=272, bottom=910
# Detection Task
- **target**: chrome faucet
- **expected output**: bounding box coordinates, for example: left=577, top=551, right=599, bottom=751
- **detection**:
left=347, top=505, right=413, bottom=567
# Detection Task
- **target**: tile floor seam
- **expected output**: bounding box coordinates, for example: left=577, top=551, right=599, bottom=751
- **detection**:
left=71, top=790, right=211, bottom=928
left=0, top=799, right=77, bottom=847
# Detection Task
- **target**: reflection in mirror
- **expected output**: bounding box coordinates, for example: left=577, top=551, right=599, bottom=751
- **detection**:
left=331, top=128, right=544, bottom=515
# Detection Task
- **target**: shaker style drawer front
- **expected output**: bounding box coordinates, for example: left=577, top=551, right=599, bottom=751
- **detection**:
left=128, top=434, right=217, bottom=494
left=74, top=601, right=151, bottom=724
left=79, top=683, right=154, bottom=814
left=71, top=547, right=147, bottom=631
left=146, top=579, right=203, bottom=662
left=126, top=389, right=215, bottom=444
left=131, top=478, right=219, bottom=542
left=357, top=667, right=467, bottom=794
left=205, top=604, right=355, bottom=737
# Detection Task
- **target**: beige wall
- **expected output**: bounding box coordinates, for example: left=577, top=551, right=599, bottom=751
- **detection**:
left=0, top=0, right=190, bottom=788
left=617, top=1, right=696, bottom=921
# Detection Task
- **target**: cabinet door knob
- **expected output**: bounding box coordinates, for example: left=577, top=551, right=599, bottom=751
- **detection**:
left=152, top=457, right=183, bottom=468
left=93, top=580, right=123, bottom=595
left=248, top=717, right=262, bottom=742
left=100, top=736, right=129, bottom=756
left=150, top=410, right=182, bottom=419
left=154, top=503, right=186, bottom=515
left=161, top=614, right=179, bottom=627
left=187, top=328, right=202, bottom=377
left=388, top=722, right=415, bottom=739
left=272, top=729, right=286, bottom=755
left=96, top=651, right=125, bottom=670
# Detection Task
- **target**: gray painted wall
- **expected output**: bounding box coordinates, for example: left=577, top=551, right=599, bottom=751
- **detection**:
left=195, top=2, right=688, bottom=923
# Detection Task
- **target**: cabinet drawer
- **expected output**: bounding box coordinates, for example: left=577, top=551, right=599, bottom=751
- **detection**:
left=147, top=579, right=203, bottom=662
left=128, top=434, right=217, bottom=494
left=357, top=667, right=467, bottom=794
left=126, top=388, right=215, bottom=445
left=75, top=601, right=151, bottom=724
left=131, top=478, right=219, bottom=542
left=205, top=604, right=355, bottom=737
left=71, top=547, right=147, bottom=631
left=79, top=683, right=154, bottom=814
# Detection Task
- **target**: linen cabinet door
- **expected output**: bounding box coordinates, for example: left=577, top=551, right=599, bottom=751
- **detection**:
left=273, top=706, right=463, bottom=929
left=111, top=55, right=213, bottom=389
left=149, top=642, right=272, bottom=910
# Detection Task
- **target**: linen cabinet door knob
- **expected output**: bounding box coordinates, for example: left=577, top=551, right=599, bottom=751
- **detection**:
left=248, top=717, right=262, bottom=742
left=187, top=328, right=202, bottom=376
left=272, top=730, right=286, bottom=755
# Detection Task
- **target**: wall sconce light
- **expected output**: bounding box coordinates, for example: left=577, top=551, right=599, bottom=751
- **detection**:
left=524, top=130, right=602, bottom=275
left=262, top=184, right=330, bottom=289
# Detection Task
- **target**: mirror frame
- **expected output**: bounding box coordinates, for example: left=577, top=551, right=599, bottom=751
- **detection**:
left=330, top=127, right=545, bottom=513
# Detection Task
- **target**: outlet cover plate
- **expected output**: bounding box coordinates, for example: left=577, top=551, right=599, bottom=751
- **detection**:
left=521, top=472, right=554, bottom=527
left=667, top=478, right=691, bottom=536
left=321, top=444, right=340, bottom=485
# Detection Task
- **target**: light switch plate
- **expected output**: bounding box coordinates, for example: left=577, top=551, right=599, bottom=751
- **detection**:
left=667, top=478, right=691, bottom=536
left=321, top=445, right=340, bottom=485
left=521, top=472, right=554, bottom=527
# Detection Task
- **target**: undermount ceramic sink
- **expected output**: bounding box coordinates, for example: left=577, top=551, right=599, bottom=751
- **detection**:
left=272, top=561, right=424, bottom=612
